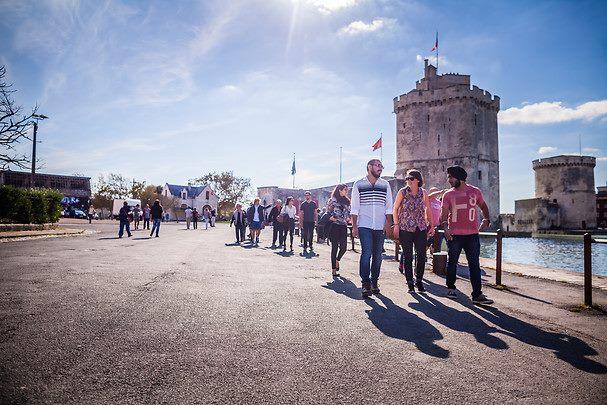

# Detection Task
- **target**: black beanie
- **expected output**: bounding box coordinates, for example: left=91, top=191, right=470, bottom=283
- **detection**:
left=447, top=165, right=467, bottom=181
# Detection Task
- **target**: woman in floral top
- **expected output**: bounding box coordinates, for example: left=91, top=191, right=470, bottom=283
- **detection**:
left=327, top=184, right=351, bottom=276
left=392, top=169, right=434, bottom=292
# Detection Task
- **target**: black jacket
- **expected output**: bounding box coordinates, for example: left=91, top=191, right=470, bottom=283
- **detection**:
left=230, top=210, right=247, bottom=227
left=151, top=203, right=163, bottom=219
left=268, top=206, right=282, bottom=223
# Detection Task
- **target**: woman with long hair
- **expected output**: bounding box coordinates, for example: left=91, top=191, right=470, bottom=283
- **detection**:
left=327, top=184, right=351, bottom=276
left=280, top=196, right=297, bottom=252
left=392, top=169, right=434, bottom=292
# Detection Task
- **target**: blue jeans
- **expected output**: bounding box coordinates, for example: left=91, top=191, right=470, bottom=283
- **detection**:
left=118, top=220, right=131, bottom=237
left=446, top=234, right=482, bottom=298
left=150, top=219, right=161, bottom=236
left=359, top=228, right=385, bottom=284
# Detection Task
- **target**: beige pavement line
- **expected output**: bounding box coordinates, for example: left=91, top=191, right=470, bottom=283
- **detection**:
left=0, top=228, right=87, bottom=241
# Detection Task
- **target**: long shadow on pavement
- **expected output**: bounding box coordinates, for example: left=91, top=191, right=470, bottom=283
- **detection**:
left=322, top=277, right=449, bottom=358
left=425, top=279, right=607, bottom=374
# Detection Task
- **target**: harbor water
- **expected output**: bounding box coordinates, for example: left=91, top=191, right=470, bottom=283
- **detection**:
left=478, top=236, right=607, bottom=277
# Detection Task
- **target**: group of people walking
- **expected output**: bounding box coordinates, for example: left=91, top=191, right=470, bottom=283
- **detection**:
left=184, top=207, right=214, bottom=230
left=231, top=159, right=493, bottom=305
left=117, top=199, right=164, bottom=238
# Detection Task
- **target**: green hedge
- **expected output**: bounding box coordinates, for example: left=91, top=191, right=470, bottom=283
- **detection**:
left=0, top=185, right=63, bottom=224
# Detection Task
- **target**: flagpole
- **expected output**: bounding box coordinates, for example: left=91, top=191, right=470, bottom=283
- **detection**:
left=339, top=146, right=342, bottom=183
left=436, top=31, right=439, bottom=72
left=292, top=153, right=295, bottom=189
left=380, top=132, right=383, bottom=162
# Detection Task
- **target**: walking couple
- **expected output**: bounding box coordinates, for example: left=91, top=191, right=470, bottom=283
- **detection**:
left=351, top=159, right=493, bottom=304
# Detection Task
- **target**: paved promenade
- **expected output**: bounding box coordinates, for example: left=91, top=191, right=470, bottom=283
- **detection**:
left=1, top=221, right=606, bottom=403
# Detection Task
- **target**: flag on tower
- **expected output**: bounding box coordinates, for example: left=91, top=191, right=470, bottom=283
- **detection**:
left=431, top=32, right=438, bottom=51
left=372, top=137, right=382, bottom=151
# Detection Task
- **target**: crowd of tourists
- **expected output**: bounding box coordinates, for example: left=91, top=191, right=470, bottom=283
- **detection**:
left=229, top=159, right=494, bottom=305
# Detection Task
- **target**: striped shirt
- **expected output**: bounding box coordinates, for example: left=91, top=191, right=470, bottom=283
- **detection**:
left=350, top=176, right=393, bottom=230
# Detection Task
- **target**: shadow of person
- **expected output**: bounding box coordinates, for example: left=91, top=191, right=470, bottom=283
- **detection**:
left=321, top=276, right=364, bottom=301
left=98, top=237, right=121, bottom=240
left=275, top=250, right=294, bottom=257
left=469, top=303, right=607, bottom=374
left=365, top=294, right=450, bottom=359
left=409, top=291, right=508, bottom=350
left=224, top=242, right=241, bottom=247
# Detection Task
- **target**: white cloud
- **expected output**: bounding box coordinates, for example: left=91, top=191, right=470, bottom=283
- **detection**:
left=597, top=157, right=607, bottom=161
left=339, top=18, right=394, bottom=36
left=538, top=146, right=558, bottom=155
left=304, top=0, right=360, bottom=15
left=499, top=100, right=607, bottom=125
left=583, top=147, right=601, bottom=154
left=416, top=54, right=449, bottom=67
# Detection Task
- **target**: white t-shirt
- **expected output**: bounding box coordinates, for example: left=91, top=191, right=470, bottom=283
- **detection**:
left=281, top=205, right=297, bottom=219
left=253, top=204, right=260, bottom=222
left=185, top=208, right=193, bottom=218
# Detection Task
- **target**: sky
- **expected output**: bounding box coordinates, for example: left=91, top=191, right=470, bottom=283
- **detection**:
left=1, top=0, right=606, bottom=213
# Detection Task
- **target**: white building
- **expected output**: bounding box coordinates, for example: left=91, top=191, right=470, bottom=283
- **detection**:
left=162, top=183, right=218, bottom=220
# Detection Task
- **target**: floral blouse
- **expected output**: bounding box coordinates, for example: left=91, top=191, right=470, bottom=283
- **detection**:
left=327, top=197, right=351, bottom=226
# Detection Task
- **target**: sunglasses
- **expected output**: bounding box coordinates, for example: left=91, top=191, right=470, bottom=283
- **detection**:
left=405, top=176, right=415, bottom=181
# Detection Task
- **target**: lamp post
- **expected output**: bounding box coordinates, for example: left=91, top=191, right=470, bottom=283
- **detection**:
left=30, top=114, right=49, bottom=187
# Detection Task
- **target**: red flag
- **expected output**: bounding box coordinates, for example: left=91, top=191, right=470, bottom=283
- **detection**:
left=372, top=137, right=382, bottom=151
left=431, top=32, right=438, bottom=51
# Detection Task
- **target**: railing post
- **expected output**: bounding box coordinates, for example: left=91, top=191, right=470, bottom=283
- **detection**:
left=496, top=228, right=503, bottom=286
left=584, top=233, right=592, bottom=307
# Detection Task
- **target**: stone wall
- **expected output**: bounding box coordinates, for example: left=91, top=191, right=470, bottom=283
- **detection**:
left=393, top=61, right=500, bottom=223
left=512, top=198, right=561, bottom=233
left=533, top=155, right=596, bottom=229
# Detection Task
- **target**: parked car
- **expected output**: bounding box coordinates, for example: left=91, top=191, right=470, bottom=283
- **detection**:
left=72, top=209, right=87, bottom=219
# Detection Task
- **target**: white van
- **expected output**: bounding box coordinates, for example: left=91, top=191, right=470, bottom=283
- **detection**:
left=112, top=198, right=142, bottom=219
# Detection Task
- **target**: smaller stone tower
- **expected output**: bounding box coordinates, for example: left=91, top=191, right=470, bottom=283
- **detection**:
left=532, top=155, right=596, bottom=229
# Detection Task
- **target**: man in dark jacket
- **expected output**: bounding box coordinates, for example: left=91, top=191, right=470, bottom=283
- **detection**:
left=150, top=199, right=164, bottom=237
left=267, top=199, right=284, bottom=248
left=246, top=198, right=271, bottom=246
left=230, top=203, right=247, bottom=243
left=118, top=201, right=132, bottom=238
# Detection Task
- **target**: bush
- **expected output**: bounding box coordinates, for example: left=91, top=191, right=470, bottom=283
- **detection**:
left=0, top=185, right=64, bottom=224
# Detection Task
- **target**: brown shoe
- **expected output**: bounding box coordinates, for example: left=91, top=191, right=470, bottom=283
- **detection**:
left=362, top=282, right=372, bottom=298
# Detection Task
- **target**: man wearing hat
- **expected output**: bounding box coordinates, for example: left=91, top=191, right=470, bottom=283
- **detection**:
left=440, top=165, right=494, bottom=305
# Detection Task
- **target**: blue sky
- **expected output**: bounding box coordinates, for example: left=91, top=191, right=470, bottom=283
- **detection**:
left=1, top=0, right=606, bottom=212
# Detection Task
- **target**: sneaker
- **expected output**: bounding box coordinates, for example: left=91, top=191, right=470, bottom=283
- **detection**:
left=332, top=268, right=339, bottom=277
left=271, top=244, right=276, bottom=248
left=290, top=245, right=293, bottom=252
left=371, top=282, right=380, bottom=295
left=408, top=284, right=415, bottom=293
left=472, top=293, right=494, bottom=305
left=446, top=289, right=457, bottom=299
left=361, top=282, right=372, bottom=298
left=416, top=282, right=425, bottom=293
left=303, top=248, right=308, bottom=254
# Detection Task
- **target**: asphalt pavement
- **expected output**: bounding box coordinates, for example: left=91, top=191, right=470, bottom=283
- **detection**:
left=1, top=220, right=606, bottom=404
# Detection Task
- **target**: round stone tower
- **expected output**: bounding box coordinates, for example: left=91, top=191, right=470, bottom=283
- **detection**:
left=393, top=60, right=500, bottom=223
left=533, top=155, right=596, bottom=229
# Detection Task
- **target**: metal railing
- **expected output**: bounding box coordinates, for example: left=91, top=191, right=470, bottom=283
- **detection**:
left=583, top=233, right=607, bottom=306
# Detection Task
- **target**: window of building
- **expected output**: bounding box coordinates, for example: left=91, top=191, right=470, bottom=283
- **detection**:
left=181, top=191, right=187, bottom=199
left=438, top=149, right=440, bottom=156
left=474, top=114, right=477, bottom=125
left=437, top=134, right=440, bottom=142
left=478, top=170, right=482, bottom=180
left=206, top=191, right=210, bottom=200
left=403, top=122, right=406, bottom=129
left=427, top=114, right=430, bottom=122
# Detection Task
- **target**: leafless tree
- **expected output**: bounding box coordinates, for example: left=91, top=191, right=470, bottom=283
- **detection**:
left=0, top=65, right=38, bottom=170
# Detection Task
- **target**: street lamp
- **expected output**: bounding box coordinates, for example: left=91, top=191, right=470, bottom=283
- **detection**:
left=30, top=113, right=49, bottom=187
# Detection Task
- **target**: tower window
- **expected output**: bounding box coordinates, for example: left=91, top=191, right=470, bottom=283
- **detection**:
left=438, top=134, right=440, bottom=142
left=403, top=123, right=406, bottom=129
left=478, top=170, right=482, bottom=180
left=443, top=123, right=446, bottom=129
left=427, top=114, right=430, bottom=122
left=438, top=149, right=440, bottom=156
left=474, top=114, right=477, bottom=125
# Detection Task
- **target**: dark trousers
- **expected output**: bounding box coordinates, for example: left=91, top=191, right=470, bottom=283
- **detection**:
left=282, top=219, right=295, bottom=248
left=272, top=221, right=284, bottom=245
left=358, top=228, right=385, bottom=284
left=330, top=224, right=347, bottom=269
left=235, top=224, right=246, bottom=242
left=303, top=222, right=315, bottom=249
left=150, top=219, right=161, bottom=237
left=399, top=227, right=427, bottom=286
left=193, top=219, right=198, bottom=229
left=118, top=220, right=131, bottom=237
left=447, top=234, right=482, bottom=298
left=143, top=218, right=150, bottom=229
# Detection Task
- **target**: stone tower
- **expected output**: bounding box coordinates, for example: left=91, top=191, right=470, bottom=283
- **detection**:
left=393, top=60, right=501, bottom=222
left=533, top=155, right=596, bottom=229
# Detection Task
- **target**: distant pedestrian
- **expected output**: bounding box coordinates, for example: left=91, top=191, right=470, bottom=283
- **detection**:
left=192, top=208, right=199, bottom=229
left=299, top=191, right=318, bottom=254
left=441, top=165, right=493, bottom=305
left=327, top=184, right=351, bottom=277
left=392, top=169, right=433, bottom=293
left=351, top=159, right=393, bottom=298
left=268, top=199, right=284, bottom=248
left=150, top=199, right=164, bottom=238
left=143, top=204, right=151, bottom=230
left=246, top=198, right=270, bottom=247
left=88, top=205, right=95, bottom=224
left=210, top=209, right=216, bottom=227
left=132, top=204, right=141, bottom=230
left=230, top=204, right=247, bottom=243
left=118, top=201, right=132, bottom=238
left=185, top=206, right=193, bottom=229
left=280, top=197, right=297, bottom=252
left=202, top=208, right=210, bottom=230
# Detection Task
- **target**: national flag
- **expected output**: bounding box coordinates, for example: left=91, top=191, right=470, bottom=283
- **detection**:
left=291, top=156, right=296, bottom=175
left=431, top=32, right=438, bottom=52
left=372, top=137, right=382, bottom=151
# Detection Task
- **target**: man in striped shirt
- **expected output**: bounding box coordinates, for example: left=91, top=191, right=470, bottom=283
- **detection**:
left=351, top=159, right=394, bottom=298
